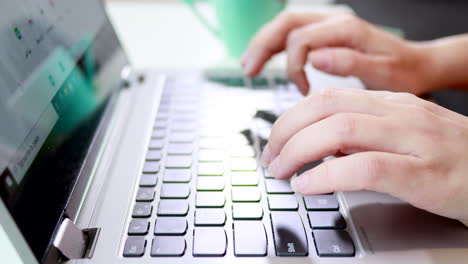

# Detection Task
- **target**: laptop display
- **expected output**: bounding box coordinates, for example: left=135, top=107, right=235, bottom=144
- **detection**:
left=0, top=0, right=127, bottom=261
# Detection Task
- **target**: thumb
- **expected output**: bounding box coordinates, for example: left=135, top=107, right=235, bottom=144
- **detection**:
left=309, top=48, right=387, bottom=82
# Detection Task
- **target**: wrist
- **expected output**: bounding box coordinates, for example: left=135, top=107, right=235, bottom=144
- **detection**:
left=409, top=41, right=444, bottom=93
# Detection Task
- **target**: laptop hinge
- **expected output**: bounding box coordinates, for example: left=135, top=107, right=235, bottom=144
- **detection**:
left=52, top=218, right=101, bottom=260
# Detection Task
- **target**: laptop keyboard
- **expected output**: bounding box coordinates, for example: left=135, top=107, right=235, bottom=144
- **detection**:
left=122, top=76, right=356, bottom=259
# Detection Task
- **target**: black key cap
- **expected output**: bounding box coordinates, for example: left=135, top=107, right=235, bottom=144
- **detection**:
left=139, top=174, right=157, bottom=187
left=268, top=195, right=298, bottom=211
left=197, top=162, right=224, bottom=176
left=151, top=237, right=186, bottom=256
left=167, top=143, right=193, bottom=155
left=231, top=187, right=261, bottom=202
left=270, top=212, right=308, bottom=256
left=132, top=203, right=152, bottom=218
left=196, top=192, right=225, bottom=208
left=123, top=237, right=146, bottom=257
left=193, top=228, right=227, bottom=256
left=157, top=200, right=189, bottom=216
left=233, top=221, right=267, bottom=256
left=169, top=132, right=195, bottom=143
left=195, top=209, right=226, bottom=226
left=265, top=179, right=294, bottom=194
left=154, top=217, right=187, bottom=235
left=231, top=171, right=259, bottom=186
left=163, top=169, right=191, bottom=183
left=152, top=129, right=166, bottom=139
left=197, top=176, right=225, bottom=191
left=128, top=219, right=149, bottom=235
left=148, top=139, right=165, bottom=149
left=166, top=156, right=192, bottom=168
left=313, top=230, right=355, bottom=257
left=146, top=150, right=162, bottom=161
left=232, top=203, right=263, bottom=220
left=308, top=211, right=346, bottom=229
left=304, top=195, right=339, bottom=211
left=160, top=183, right=190, bottom=199
left=142, top=161, right=160, bottom=173
left=136, top=188, right=155, bottom=202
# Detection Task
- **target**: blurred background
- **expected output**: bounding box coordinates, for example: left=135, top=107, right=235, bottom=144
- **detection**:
left=104, top=0, right=468, bottom=115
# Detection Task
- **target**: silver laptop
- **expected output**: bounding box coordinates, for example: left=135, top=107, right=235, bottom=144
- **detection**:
left=1, top=0, right=468, bottom=263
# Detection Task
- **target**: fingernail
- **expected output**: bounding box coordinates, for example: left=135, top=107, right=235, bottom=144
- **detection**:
left=261, top=144, right=273, bottom=166
left=310, top=52, right=331, bottom=71
left=268, top=156, right=286, bottom=179
left=290, top=177, right=298, bottom=193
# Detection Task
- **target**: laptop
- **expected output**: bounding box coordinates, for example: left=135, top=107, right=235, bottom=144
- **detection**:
left=1, top=0, right=468, bottom=263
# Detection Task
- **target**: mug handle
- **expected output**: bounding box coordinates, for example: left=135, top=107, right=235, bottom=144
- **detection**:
left=182, top=0, right=221, bottom=38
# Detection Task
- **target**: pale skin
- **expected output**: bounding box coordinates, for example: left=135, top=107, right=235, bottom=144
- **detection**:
left=241, top=12, right=468, bottom=226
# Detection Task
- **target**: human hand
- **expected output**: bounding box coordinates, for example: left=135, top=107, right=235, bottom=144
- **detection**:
left=241, top=12, right=433, bottom=96
left=261, top=88, right=468, bottom=226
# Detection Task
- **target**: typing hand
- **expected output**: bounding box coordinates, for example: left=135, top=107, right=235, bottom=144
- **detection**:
left=241, top=12, right=432, bottom=95
left=261, top=88, right=468, bottom=227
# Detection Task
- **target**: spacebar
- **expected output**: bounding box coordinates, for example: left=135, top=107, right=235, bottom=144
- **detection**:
left=270, top=212, right=308, bottom=256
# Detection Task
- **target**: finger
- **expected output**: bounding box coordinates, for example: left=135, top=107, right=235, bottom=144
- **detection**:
left=268, top=113, right=416, bottom=179
left=262, top=88, right=397, bottom=165
left=242, top=12, right=330, bottom=76
left=286, top=15, right=375, bottom=94
left=291, top=151, right=420, bottom=197
left=309, top=48, right=390, bottom=82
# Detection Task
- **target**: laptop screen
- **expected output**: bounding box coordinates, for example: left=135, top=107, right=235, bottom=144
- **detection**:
left=0, top=0, right=127, bottom=261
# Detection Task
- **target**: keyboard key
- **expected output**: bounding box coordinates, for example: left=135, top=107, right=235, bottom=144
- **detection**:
left=233, top=221, right=267, bottom=256
left=268, top=195, right=298, bottom=211
left=297, top=160, right=323, bottom=176
left=154, top=120, right=167, bottom=129
left=172, top=112, right=197, bottom=121
left=163, top=169, right=191, bottom=183
left=231, top=172, right=259, bottom=186
left=166, top=156, right=192, bottom=168
left=152, top=129, right=166, bottom=139
left=123, top=237, right=146, bottom=257
left=265, top=179, right=294, bottom=194
left=142, top=161, right=160, bottom=173
left=197, top=176, right=225, bottom=191
left=199, top=137, right=224, bottom=149
left=151, top=237, right=186, bottom=257
left=128, top=219, right=149, bottom=235
left=231, top=158, right=257, bottom=171
left=198, top=149, right=224, bottom=162
left=193, top=228, right=227, bottom=256
left=136, top=188, right=155, bottom=202
left=132, top=203, right=152, bottom=218
left=139, top=174, right=158, bottom=187
left=232, top=187, right=261, bottom=202
left=157, top=200, right=189, bottom=216
left=148, top=139, right=165, bottom=150
left=195, top=209, right=226, bottom=226
left=160, top=183, right=190, bottom=199
left=229, top=145, right=255, bottom=157
left=146, top=150, right=162, bottom=161
left=169, top=132, right=195, bottom=143
left=154, top=217, right=187, bottom=235
left=313, top=230, right=355, bottom=257
left=304, top=195, right=339, bottom=211
left=232, top=203, right=263, bottom=220
left=167, top=143, right=193, bottom=155
left=270, top=212, right=308, bottom=256
left=171, top=121, right=197, bottom=131
left=198, top=162, right=224, bottom=176
left=196, top=192, right=225, bottom=208
left=308, top=211, right=346, bottom=229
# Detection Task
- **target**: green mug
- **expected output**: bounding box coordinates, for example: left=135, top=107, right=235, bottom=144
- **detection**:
left=183, top=0, right=286, bottom=59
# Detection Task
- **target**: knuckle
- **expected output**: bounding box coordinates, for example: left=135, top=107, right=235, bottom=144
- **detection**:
left=332, top=113, right=358, bottom=138
left=286, top=28, right=305, bottom=47
left=362, top=155, right=386, bottom=189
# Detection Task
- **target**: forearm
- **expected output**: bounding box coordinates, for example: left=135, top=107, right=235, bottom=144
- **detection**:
left=416, top=34, right=468, bottom=92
